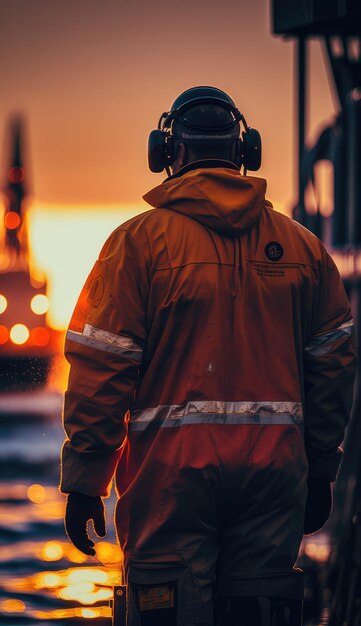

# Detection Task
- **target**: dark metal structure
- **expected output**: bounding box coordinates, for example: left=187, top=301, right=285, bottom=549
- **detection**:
left=272, top=2, right=361, bottom=625
left=0, top=116, right=61, bottom=389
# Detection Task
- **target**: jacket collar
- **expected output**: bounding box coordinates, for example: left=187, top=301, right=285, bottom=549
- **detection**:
left=164, top=159, right=239, bottom=182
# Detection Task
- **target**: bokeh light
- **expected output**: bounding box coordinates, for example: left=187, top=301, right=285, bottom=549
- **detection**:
left=68, top=585, right=111, bottom=604
left=42, top=573, right=61, bottom=588
left=0, top=294, right=7, bottom=313
left=304, top=541, right=331, bottom=563
left=4, top=211, right=21, bottom=229
left=67, top=545, right=88, bottom=563
left=41, top=541, right=64, bottom=561
left=27, top=484, right=46, bottom=504
left=0, top=325, right=9, bottom=344
left=10, top=323, right=30, bottom=345
left=31, top=606, right=112, bottom=620
left=58, top=581, right=95, bottom=600
left=67, top=568, right=108, bottom=584
left=0, top=599, right=26, bottom=613
left=8, top=166, right=25, bottom=184
left=96, top=540, right=122, bottom=565
left=30, top=294, right=49, bottom=314
left=30, top=326, right=50, bottom=346
left=81, top=608, right=98, bottom=619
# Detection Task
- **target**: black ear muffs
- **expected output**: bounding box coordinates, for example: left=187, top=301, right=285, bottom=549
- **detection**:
left=148, top=130, right=175, bottom=173
left=148, top=130, right=167, bottom=173
left=241, top=127, right=262, bottom=172
left=148, top=86, right=262, bottom=174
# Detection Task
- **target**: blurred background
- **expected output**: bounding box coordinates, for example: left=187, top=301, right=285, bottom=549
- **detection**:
left=0, top=0, right=359, bottom=624
left=0, top=0, right=337, bottom=332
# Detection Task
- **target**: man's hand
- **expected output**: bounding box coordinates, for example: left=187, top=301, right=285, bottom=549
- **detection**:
left=304, top=477, right=332, bottom=535
left=65, top=492, right=106, bottom=555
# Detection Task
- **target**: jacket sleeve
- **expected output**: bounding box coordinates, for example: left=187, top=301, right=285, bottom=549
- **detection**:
left=304, top=247, right=357, bottom=482
left=60, top=227, right=149, bottom=497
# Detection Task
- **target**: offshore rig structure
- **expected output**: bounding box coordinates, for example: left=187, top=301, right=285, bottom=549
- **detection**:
left=272, top=1, right=361, bottom=624
left=0, top=116, right=60, bottom=389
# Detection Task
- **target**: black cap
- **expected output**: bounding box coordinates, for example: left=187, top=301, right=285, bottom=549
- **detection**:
left=166, top=86, right=242, bottom=132
left=170, top=86, right=238, bottom=113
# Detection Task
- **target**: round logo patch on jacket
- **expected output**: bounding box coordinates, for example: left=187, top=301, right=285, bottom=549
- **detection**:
left=265, top=241, right=284, bottom=262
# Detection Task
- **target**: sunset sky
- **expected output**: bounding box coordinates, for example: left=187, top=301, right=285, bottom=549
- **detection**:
left=0, top=0, right=338, bottom=327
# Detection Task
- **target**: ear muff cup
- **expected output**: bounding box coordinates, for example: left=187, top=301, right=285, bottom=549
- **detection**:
left=241, top=127, right=262, bottom=171
left=148, top=130, right=167, bottom=173
left=148, top=131, right=175, bottom=173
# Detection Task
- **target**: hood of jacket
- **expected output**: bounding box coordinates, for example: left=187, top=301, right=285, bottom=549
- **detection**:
left=143, top=160, right=270, bottom=237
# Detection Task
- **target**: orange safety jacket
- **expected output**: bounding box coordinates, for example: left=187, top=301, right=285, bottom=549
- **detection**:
left=60, top=162, right=356, bottom=511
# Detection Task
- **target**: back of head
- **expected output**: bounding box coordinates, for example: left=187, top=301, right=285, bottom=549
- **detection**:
left=147, top=85, right=262, bottom=175
left=170, top=87, right=240, bottom=163
left=172, top=104, right=240, bottom=162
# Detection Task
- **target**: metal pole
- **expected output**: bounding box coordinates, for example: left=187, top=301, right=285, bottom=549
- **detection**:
left=347, top=87, right=361, bottom=245
left=293, top=36, right=308, bottom=226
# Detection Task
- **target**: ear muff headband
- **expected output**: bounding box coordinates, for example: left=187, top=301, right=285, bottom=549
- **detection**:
left=162, top=96, right=242, bottom=132
left=148, top=88, right=262, bottom=175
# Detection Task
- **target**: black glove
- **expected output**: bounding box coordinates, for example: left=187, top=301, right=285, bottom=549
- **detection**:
left=304, top=477, right=332, bottom=535
left=65, top=492, right=106, bottom=555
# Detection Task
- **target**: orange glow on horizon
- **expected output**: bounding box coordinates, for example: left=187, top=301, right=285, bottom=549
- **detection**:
left=29, top=203, right=146, bottom=330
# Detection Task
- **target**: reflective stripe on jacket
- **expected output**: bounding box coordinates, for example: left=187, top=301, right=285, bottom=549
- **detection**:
left=60, top=162, right=356, bottom=497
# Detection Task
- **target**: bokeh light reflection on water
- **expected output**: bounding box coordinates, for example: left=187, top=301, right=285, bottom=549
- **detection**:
left=30, top=605, right=112, bottom=620
left=0, top=599, right=26, bottom=613
left=1, top=538, right=121, bottom=621
left=0, top=395, right=121, bottom=625
left=4, top=561, right=120, bottom=603
left=302, top=541, right=331, bottom=564
left=27, top=483, right=47, bottom=504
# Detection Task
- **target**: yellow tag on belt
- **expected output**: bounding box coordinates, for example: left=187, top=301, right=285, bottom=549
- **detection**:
left=138, top=585, right=174, bottom=611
